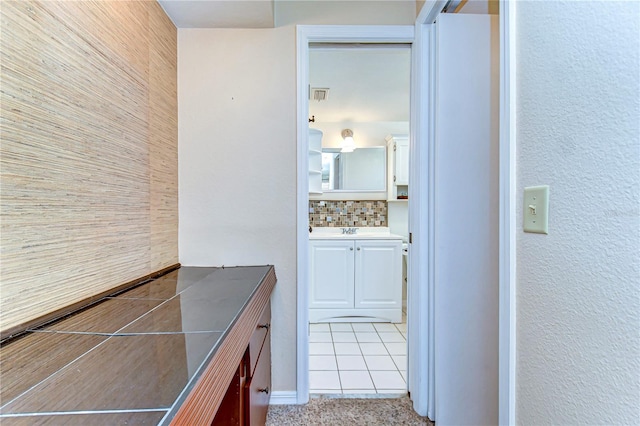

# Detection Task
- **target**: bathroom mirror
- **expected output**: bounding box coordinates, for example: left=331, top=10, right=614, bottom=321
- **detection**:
left=321, top=147, right=386, bottom=192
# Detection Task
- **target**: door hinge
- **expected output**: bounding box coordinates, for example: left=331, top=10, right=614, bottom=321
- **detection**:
left=393, top=143, right=397, bottom=151
left=409, top=233, right=412, bottom=244
left=393, top=175, right=396, bottom=183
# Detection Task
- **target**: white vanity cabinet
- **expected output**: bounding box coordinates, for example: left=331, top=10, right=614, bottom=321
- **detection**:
left=309, top=237, right=402, bottom=323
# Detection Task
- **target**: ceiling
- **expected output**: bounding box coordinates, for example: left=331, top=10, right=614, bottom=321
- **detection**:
left=157, top=0, right=493, bottom=30
left=157, top=0, right=275, bottom=28
left=157, top=1, right=412, bottom=126
left=309, top=47, right=411, bottom=124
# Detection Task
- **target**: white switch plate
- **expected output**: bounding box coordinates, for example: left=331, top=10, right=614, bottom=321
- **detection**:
left=523, top=185, right=549, bottom=234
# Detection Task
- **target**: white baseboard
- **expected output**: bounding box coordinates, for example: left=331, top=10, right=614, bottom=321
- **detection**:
left=269, top=391, right=298, bottom=405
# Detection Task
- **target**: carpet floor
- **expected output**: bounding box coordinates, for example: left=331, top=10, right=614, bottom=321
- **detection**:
left=266, top=396, right=433, bottom=426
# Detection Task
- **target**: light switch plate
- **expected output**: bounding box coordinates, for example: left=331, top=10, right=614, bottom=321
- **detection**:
left=523, top=185, right=549, bottom=234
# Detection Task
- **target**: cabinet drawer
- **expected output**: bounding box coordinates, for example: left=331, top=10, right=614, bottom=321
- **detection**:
left=249, top=302, right=270, bottom=377
left=245, top=326, right=271, bottom=426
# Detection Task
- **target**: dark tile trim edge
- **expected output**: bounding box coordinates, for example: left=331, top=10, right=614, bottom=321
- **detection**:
left=0, top=263, right=181, bottom=342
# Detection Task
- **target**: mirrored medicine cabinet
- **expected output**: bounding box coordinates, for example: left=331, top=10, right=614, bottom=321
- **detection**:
left=321, top=147, right=386, bottom=192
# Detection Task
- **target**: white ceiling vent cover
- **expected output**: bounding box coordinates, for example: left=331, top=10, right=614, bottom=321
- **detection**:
left=310, top=87, right=330, bottom=102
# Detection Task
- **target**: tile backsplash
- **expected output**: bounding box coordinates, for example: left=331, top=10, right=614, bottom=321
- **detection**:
left=309, top=201, right=387, bottom=228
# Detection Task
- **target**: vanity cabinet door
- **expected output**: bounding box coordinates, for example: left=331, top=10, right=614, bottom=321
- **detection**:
left=309, top=240, right=355, bottom=309
left=354, top=240, right=402, bottom=309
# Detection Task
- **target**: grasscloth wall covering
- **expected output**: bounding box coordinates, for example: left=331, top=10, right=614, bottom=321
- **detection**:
left=0, top=1, right=178, bottom=334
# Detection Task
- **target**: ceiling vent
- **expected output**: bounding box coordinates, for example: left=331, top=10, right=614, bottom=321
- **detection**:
left=310, top=87, right=330, bottom=102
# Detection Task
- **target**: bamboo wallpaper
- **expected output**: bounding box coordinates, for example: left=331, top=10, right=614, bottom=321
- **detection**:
left=0, top=1, right=178, bottom=334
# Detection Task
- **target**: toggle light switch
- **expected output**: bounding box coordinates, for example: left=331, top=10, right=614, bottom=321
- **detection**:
left=523, top=185, right=549, bottom=234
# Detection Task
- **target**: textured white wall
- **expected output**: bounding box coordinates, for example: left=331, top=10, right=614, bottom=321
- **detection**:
left=516, top=2, right=640, bottom=424
left=179, top=2, right=416, bottom=394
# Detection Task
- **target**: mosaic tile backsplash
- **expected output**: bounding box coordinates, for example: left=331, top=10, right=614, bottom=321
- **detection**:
left=309, top=201, right=387, bottom=228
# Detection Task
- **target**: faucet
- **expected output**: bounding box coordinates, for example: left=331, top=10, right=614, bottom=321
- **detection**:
left=341, top=227, right=357, bottom=235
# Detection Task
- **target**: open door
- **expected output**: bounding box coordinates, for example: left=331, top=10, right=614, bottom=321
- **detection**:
left=434, top=13, right=499, bottom=425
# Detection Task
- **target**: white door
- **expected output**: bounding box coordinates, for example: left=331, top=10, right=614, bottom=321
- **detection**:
left=434, top=14, right=499, bottom=425
left=309, top=240, right=355, bottom=309
left=354, top=240, right=402, bottom=309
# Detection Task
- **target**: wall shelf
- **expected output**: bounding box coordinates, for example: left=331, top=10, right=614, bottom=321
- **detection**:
left=309, top=129, right=323, bottom=194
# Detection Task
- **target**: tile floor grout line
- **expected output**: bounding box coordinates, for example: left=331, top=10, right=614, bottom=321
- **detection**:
left=331, top=326, right=343, bottom=394
left=356, top=323, right=377, bottom=395
left=365, top=350, right=379, bottom=394
left=332, top=330, right=342, bottom=394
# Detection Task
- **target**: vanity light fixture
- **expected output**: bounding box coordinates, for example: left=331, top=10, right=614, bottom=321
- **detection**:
left=341, top=129, right=356, bottom=153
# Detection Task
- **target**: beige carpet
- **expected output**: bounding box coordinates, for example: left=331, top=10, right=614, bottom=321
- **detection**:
left=266, top=396, right=433, bottom=426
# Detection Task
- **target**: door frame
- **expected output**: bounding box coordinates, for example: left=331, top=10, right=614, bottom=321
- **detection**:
left=415, top=1, right=517, bottom=423
left=497, top=2, right=517, bottom=424
left=295, top=7, right=516, bottom=421
left=296, top=25, right=416, bottom=406
left=407, top=13, right=436, bottom=419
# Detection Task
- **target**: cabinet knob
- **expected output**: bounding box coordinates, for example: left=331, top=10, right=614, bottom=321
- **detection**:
left=357, top=247, right=361, bottom=251
left=257, top=323, right=270, bottom=330
left=350, top=247, right=354, bottom=251
left=258, top=387, right=270, bottom=394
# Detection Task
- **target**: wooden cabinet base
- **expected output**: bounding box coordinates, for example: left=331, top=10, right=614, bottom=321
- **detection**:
left=212, top=302, right=271, bottom=426
left=212, top=350, right=249, bottom=426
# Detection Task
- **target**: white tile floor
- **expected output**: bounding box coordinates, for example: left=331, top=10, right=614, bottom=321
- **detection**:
left=309, top=320, right=408, bottom=395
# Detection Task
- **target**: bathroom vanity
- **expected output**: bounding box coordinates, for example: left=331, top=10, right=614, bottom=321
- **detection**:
left=309, top=227, right=403, bottom=323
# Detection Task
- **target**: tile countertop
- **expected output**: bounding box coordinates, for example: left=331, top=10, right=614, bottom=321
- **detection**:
left=0, top=265, right=276, bottom=425
left=309, top=227, right=404, bottom=240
